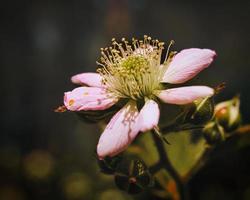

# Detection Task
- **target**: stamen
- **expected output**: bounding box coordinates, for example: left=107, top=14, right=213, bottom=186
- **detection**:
left=164, top=40, right=175, bottom=63
left=96, top=36, right=168, bottom=100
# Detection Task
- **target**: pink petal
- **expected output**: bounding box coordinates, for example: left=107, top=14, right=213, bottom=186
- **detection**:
left=97, top=101, right=140, bottom=158
left=162, top=48, right=216, bottom=84
left=139, top=100, right=160, bottom=132
left=157, top=86, right=214, bottom=105
left=71, top=72, right=103, bottom=87
left=64, top=86, right=117, bottom=111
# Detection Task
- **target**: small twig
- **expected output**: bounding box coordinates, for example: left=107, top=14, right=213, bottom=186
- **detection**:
left=162, top=124, right=204, bottom=135
left=232, top=125, right=250, bottom=135
left=161, top=122, right=180, bottom=133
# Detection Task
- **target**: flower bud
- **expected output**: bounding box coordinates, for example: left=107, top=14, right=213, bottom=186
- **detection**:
left=214, top=96, right=241, bottom=132
left=184, top=97, right=214, bottom=125
left=114, top=158, right=153, bottom=194
left=97, top=155, right=123, bottom=175
left=203, top=122, right=225, bottom=145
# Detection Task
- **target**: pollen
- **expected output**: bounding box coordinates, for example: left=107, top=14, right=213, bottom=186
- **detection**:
left=83, top=92, right=89, bottom=96
left=120, top=55, right=149, bottom=75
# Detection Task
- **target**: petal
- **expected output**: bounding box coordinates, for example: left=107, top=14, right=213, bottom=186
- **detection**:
left=64, top=86, right=117, bottom=111
left=71, top=72, right=103, bottom=87
left=139, top=100, right=160, bottom=132
left=97, top=101, right=140, bottom=158
left=157, top=86, right=214, bottom=105
left=162, top=48, right=216, bottom=84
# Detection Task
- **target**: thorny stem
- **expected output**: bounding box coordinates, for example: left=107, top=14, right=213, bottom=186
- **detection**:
left=152, top=131, right=188, bottom=200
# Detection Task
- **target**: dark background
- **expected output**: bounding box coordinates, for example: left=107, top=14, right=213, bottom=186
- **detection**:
left=1, top=1, right=250, bottom=199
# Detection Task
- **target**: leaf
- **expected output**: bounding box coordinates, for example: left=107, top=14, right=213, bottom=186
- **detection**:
left=164, top=131, right=206, bottom=176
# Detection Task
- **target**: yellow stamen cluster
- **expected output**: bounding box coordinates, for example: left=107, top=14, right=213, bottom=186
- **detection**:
left=97, top=35, right=167, bottom=100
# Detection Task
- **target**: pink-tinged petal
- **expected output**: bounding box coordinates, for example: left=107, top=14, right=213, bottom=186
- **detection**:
left=64, top=86, right=117, bottom=111
left=157, top=86, right=214, bottom=105
left=97, top=101, right=140, bottom=158
left=139, top=100, right=160, bottom=132
left=71, top=72, right=103, bottom=87
left=162, top=48, right=216, bottom=84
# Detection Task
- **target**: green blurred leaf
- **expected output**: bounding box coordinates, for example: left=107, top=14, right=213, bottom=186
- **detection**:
left=164, top=131, right=206, bottom=176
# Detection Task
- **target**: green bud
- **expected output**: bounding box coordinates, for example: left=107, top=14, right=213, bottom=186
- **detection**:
left=203, top=122, right=225, bottom=145
left=214, top=96, right=241, bottom=132
left=184, top=97, right=214, bottom=125
left=97, top=155, right=123, bottom=175
left=114, top=158, right=153, bottom=194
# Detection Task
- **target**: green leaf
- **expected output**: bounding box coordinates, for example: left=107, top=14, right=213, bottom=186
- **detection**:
left=164, top=131, right=206, bottom=176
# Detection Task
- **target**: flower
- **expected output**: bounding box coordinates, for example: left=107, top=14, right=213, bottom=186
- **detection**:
left=63, top=36, right=216, bottom=159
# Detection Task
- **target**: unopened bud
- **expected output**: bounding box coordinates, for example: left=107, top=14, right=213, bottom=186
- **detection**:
left=184, top=97, right=214, bottom=125
left=214, top=96, right=241, bottom=132
left=203, top=122, right=225, bottom=145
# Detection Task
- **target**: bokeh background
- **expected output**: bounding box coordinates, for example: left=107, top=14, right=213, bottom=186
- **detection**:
left=1, top=0, right=250, bottom=199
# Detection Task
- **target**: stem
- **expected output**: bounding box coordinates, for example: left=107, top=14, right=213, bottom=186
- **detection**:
left=148, top=162, right=162, bottom=174
left=152, top=131, right=188, bottom=200
left=161, top=122, right=204, bottom=134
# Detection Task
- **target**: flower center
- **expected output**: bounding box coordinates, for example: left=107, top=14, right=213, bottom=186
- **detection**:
left=97, top=36, right=166, bottom=100
left=120, top=55, right=150, bottom=76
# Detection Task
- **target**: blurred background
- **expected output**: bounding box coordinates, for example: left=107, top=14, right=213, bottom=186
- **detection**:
left=1, top=0, right=250, bottom=199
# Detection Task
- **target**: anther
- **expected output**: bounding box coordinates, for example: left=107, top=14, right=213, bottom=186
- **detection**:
left=170, top=40, right=175, bottom=45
